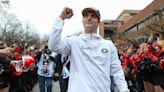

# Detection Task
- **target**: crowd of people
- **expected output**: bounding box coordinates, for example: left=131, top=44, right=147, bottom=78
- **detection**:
left=118, top=35, right=164, bottom=92
left=0, top=40, right=72, bottom=92
left=0, top=6, right=164, bottom=92
left=0, top=37, right=164, bottom=92
left=0, top=42, right=38, bottom=92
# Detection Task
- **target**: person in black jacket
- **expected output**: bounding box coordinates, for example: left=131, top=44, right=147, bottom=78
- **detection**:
left=58, top=54, right=70, bottom=92
left=0, top=48, right=18, bottom=92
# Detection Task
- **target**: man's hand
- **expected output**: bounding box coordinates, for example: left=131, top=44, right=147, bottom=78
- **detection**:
left=59, top=7, right=73, bottom=20
left=0, top=47, right=13, bottom=54
left=10, top=60, right=18, bottom=65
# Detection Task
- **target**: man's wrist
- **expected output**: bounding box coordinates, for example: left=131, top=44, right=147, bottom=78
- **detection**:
left=59, top=15, right=65, bottom=20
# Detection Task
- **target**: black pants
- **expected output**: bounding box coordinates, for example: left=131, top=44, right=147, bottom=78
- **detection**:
left=136, top=71, right=144, bottom=92
left=59, top=76, right=69, bottom=92
left=9, top=76, right=26, bottom=92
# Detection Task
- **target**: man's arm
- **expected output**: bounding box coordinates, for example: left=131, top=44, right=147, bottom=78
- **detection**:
left=35, top=51, right=42, bottom=62
left=110, top=43, right=129, bottom=92
left=0, top=47, right=13, bottom=55
left=48, top=7, right=73, bottom=55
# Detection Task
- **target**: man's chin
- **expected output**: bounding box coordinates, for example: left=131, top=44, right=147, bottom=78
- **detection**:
left=85, top=27, right=92, bottom=31
left=85, top=25, right=93, bottom=29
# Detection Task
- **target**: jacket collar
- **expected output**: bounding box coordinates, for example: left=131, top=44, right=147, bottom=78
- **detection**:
left=79, top=33, right=102, bottom=41
left=79, top=33, right=103, bottom=48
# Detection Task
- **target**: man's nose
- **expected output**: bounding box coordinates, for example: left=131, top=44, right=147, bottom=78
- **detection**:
left=86, top=15, right=92, bottom=20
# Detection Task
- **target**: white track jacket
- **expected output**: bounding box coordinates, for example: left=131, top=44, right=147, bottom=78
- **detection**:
left=48, top=18, right=129, bottom=92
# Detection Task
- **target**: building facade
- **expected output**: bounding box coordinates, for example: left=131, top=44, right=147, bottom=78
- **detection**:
left=100, top=0, right=164, bottom=45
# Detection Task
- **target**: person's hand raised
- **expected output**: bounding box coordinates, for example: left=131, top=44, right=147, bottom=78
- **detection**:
left=59, top=7, right=73, bottom=20
left=1, top=47, right=13, bottom=55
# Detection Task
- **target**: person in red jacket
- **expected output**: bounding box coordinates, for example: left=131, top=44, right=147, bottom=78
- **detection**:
left=140, top=43, right=155, bottom=92
left=153, top=40, right=164, bottom=92
left=0, top=44, right=18, bottom=92
left=120, top=48, right=137, bottom=92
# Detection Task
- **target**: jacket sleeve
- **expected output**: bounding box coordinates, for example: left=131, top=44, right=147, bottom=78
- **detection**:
left=48, top=18, right=71, bottom=55
left=35, top=51, right=42, bottom=62
left=110, top=43, right=129, bottom=92
left=0, top=56, right=11, bottom=65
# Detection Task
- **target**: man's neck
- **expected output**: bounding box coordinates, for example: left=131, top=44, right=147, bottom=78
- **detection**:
left=84, top=29, right=97, bottom=34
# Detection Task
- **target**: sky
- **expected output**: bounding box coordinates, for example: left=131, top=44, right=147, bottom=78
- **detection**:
left=9, top=0, right=154, bottom=37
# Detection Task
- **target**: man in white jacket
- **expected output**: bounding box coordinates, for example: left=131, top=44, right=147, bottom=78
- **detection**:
left=48, top=7, right=129, bottom=92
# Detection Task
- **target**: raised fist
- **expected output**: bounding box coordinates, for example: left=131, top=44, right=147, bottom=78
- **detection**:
left=59, top=7, right=73, bottom=20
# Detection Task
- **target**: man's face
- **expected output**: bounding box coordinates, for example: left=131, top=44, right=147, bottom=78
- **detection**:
left=12, top=43, right=17, bottom=49
left=82, top=12, right=99, bottom=33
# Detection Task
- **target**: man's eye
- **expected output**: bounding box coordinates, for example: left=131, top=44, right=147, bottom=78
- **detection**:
left=83, top=14, right=89, bottom=18
left=91, top=14, right=97, bottom=18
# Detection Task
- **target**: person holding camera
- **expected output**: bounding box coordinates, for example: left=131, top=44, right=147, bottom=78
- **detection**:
left=35, top=44, right=57, bottom=92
